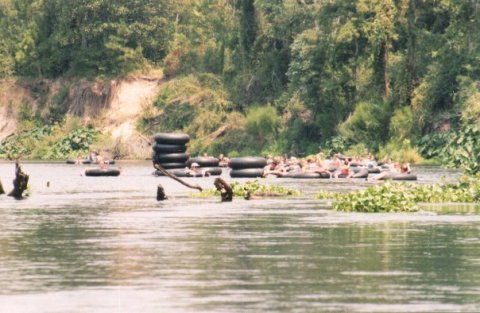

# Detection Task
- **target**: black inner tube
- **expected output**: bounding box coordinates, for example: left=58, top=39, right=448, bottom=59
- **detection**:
left=228, top=157, right=267, bottom=169
left=85, top=169, right=121, bottom=177
left=230, top=168, right=264, bottom=178
left=153, top=133, right=190, bottom=145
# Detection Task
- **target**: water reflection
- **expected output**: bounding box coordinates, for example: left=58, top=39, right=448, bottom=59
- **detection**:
left=0, top=162, right=479, bottom=312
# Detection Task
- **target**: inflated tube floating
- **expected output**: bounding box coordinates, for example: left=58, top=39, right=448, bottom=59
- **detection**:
left=153, top=133, right=190, bottom=145
left=230, top=168, right=264, bottom=178
left=153, top=162, right=187, bottom=169
left=66, top=159, right=92, bottom=164
left=349, top=161, right=364, bottom=167
left=167, top=169, right=203, bottom=178
left=85, top=169, right=121, bottom=177
left=152, top=143, right=187, bottom=153
left=228, top=157, right=267, bottom=169
left=351, top=168, right=368, bottom=179
left=153, top=153, right=190, bottom=163
left=201, top=167, right=223, bottom=176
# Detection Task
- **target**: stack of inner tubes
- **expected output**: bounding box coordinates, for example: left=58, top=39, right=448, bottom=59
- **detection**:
left=152, top=133, right=190, bottom=173
left=229, top=157, right=266, bottom=178
left=186, top=157, right=223, bottom=176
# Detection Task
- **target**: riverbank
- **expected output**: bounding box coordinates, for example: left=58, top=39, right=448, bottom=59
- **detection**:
left=0, top=75, right=162, bottom=160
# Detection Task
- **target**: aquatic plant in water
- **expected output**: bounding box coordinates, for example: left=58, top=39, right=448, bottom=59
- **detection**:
left=191, top=179, right=302, bottom=199
left=315, top=177, right=480, bottom=212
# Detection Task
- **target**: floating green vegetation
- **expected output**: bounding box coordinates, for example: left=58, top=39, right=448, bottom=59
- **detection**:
left=191, top=179, right=302, bottom=199
left=315, top=177, right=480, bottom=212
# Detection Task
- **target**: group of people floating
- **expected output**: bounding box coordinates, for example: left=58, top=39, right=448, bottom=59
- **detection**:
left=261, top=153, right=411, bottom=180
left=77, top=149, right=412, bottom=180
left=75, top=151, right=112, bottom=169
left=182, top=152, right=412, bottom=180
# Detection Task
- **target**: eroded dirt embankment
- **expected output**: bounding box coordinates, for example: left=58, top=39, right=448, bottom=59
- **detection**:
left=0, top=75, right=163, bottom=158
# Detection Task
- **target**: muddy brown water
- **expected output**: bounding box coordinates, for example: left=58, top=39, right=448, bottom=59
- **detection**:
left=0, top=162, right=479, bottom=312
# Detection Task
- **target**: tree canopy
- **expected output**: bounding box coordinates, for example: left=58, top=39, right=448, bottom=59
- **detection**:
left=1, top=0, right=480, bottom=168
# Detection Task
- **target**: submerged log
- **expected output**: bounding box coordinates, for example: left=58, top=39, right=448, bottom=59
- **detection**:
left=214, top=177, right=233, bottom=202
left=157, top=184, right=167, bottom=201
left=8, top=160, right=29, bottom=199
left=153, top=162, right=202, bottom=191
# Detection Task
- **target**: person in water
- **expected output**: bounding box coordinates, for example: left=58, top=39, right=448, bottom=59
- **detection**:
left=75, top=154, right=83, bottom=165
left=97, top=156, right=109, bottom=170
left=334, top=160, right=354, bottom=178
left=186, top=162, right=209, bottom=177
left=218, top=154, right=230, bottom=167
left=88, top=151, right=98, bottom=163
left=372, top=162, right=411, bottom=180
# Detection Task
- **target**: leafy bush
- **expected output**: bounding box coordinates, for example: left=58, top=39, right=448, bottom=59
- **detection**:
left=456, top=76, right=480, bottom=123
left=378, top=139, right=423, bottom=163
left=338, top=101, right=390, bottom=150
left=417, top=122, right=480, bottom=174
left=321, top=135, right=351, bottom=157
left=245, top=106, right=281, bottom=145
left=344, top=143, right=369, bottom=158
left=442, top=122, right=480, bottom=174
left=389, top=106, right=419, bottom=140
left=0, top=120, right=98, bottom=160
left=416, top=132, right=452, bottom=160
left=0, top=125, right=54, bottom=159
left=44, top=125, right=98, bottom=159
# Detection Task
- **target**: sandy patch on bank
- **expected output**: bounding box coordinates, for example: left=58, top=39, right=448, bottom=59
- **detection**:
left=101, top=77, right=162, bottom=158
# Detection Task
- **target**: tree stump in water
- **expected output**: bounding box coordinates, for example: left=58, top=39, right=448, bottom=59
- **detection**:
left=214, top=177, right=233, bottom=202
left=157, top=184, right=167, bottom=201
left=8, top=161, right=29, bottom=199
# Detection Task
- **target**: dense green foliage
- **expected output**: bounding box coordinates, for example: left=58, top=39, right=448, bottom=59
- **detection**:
left=0, top=0, right=175, bottom=77
left=1, top=0, right=480, bottom=172
left=0, top=121, right=98, bottom=160
left=416, top=122, right=480, bottom=174
left=191, top=179, right=301, bottom=199
left=315, top=177, right=480, bottom=212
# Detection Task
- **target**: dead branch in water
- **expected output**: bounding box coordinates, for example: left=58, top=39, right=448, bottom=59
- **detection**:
left=153, top=162, right=202, bottom=191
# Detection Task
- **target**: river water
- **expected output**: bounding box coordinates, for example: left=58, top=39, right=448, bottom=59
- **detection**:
left=0, top=162, right=479, bottom=312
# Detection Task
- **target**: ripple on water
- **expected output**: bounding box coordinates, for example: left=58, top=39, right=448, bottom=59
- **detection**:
left=0, top=162, right=479, bottom=312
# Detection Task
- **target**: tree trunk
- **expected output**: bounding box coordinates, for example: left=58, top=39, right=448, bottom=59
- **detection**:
left=214, top=177, right=233, bottom=202
left=8, top=161, right=29, bottom=199
left=157, top=184, right=167, bottom=201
